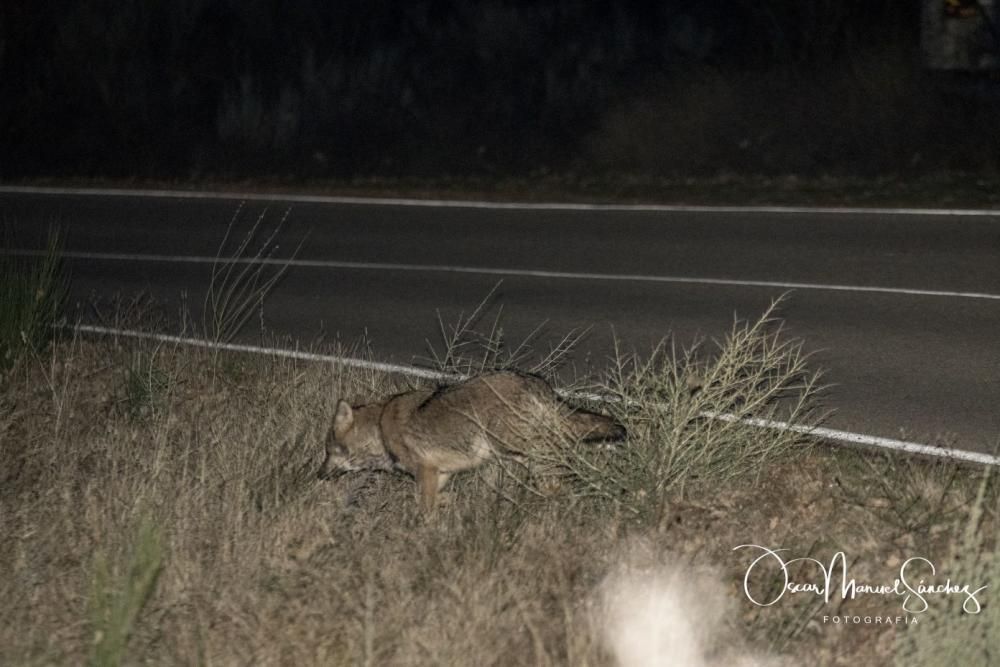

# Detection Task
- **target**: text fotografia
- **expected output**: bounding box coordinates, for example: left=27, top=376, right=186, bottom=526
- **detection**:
left=733, top=545, right=986, bottom=615
left=822, top=615, right=916, bottom=626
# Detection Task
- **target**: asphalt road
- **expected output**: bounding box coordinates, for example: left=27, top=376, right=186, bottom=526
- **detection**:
left=1, top=188, right=998, bottom=452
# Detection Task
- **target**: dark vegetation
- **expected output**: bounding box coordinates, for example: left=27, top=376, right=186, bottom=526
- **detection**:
left=3, top=1, right=996, bottom=181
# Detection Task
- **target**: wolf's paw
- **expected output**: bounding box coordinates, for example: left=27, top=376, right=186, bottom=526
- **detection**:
left=536, top=475, right=565, bottom=497
left=436, top=489, right=457, bottom=508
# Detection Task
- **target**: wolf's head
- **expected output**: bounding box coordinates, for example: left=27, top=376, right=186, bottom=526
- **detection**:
left=318, top=399, right=392, bottom=478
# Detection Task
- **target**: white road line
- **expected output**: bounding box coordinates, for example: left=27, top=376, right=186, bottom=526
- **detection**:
left=7, top=248, right=1000, bottom=301
left=71, top=323, right=460, bottom=382
left=3, top=184, right=1000, bottom=216
left=69, top=323, right=1000, bottom=467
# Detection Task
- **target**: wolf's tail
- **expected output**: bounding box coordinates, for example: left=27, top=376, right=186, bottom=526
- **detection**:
left=566, top=409, right=627, bottom=443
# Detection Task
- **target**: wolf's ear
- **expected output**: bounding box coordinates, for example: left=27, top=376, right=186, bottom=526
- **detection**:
left=334, top=399, right=354, bottom=434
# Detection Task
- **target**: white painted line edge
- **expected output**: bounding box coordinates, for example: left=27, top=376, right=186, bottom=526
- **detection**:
left=68, top=323, right=1000, bottom=467
left=9, top=248, right=1000, bottom=301
left=4, top=184, right=1000, bottom=217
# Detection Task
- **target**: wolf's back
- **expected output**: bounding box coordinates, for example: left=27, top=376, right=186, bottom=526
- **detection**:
left=464, top=371, right=626, bottom=444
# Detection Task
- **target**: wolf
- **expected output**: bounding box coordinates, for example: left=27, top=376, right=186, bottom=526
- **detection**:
left=319, top=370, right=625, bottom=511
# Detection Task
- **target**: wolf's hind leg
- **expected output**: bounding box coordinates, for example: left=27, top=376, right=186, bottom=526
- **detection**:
left=437, top=472, right=452, bottom=491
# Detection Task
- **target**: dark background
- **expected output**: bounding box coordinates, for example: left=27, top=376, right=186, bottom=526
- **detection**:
left=2, top=1, right=996, bottom=180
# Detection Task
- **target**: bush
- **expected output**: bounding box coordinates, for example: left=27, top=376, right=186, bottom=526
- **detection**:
left=0, top=231, right=66, bottom=372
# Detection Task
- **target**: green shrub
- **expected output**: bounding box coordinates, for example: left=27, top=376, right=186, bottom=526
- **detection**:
left=87, top=515, right=164, bottom=667
left=0, top=231, right=66, bottom=371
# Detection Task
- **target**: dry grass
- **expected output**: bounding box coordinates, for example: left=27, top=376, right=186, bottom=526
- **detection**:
left=1, top=318, right=998, bottom=666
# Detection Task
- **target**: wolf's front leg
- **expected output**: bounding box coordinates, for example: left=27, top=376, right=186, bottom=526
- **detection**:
left=416, top=464, right=440, bottom=513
